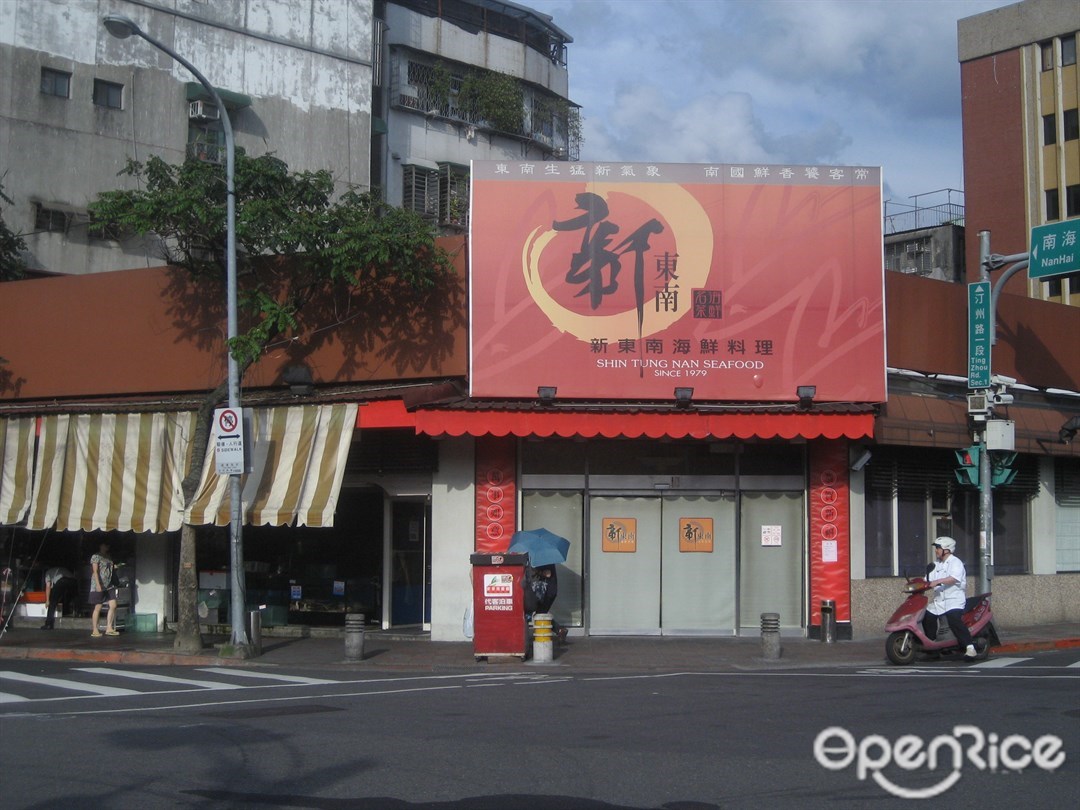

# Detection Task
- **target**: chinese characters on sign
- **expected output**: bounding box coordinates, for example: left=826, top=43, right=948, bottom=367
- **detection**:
left=482, top=573, right=515, bottom=611
left=470, top=161, right=885, bottom=402
left=967, top=281, right=991, bottom=389
left=602, top=517, right=638, bottom=553
left=679, top=518, right=714, bottom=553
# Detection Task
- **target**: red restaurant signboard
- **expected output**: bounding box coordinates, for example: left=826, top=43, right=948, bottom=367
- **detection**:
left=469, top=161, right=885, bottom=403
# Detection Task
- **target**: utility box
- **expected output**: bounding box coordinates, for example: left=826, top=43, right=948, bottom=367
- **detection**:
left=986, top=419, right=1015, bottom=451
left=470, top=552, right=529, bottom=660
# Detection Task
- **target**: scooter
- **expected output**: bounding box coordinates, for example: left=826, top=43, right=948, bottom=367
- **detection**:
left=884, top=576, right=999, bottom=665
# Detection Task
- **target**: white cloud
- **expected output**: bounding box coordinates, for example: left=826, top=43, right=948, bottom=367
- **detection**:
left=527, top=0, right=1015, bottom=202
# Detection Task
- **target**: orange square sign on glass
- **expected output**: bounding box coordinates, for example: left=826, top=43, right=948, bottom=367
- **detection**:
left=469, top=161, right=885, bottom=403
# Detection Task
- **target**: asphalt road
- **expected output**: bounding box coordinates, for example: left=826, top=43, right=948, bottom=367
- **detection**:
left=1, top=651, right=1077, bottom=809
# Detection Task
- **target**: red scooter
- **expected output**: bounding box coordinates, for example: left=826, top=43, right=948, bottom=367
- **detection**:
left=884, top=577, right=999, bottom=665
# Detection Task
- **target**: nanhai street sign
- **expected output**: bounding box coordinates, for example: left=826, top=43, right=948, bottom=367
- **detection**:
left=1029, top=219, right=1079, bottom=280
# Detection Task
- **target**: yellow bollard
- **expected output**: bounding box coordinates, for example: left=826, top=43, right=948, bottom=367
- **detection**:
left=532, top=612, right=554, bottom=663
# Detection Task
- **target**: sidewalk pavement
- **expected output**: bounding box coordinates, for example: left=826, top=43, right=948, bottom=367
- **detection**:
left=1, top=619, right=1077, bottom=673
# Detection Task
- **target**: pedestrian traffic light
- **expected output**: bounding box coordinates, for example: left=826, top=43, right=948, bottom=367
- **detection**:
left=991, top=451, right=1018, bottom=487
left=954, top=446, right=980, bottom=487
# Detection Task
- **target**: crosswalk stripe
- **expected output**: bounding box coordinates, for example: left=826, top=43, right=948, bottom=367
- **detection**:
left=194, top=667, right=339, bottom=685
left=970, top=657, right=1032, bottom=668
left=0, top=670, right=140, bottom=696
left=72, top=667, right=236, bottom=689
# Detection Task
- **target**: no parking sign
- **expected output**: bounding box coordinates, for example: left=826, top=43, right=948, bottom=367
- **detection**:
left=214, top=407, right=245, bottom=475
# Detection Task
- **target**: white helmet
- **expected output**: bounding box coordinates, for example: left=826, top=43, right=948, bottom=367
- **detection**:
left=933, top=536, right=956, bottom=553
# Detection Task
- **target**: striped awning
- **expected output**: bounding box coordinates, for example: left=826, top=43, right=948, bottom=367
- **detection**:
left=186, top=404, right=357, bottom=527
left=0, top=405, right=357, bottom=533
left=0, top=417, right=36, bottom=525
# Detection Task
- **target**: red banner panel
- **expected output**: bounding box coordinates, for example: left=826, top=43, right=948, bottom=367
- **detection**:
left=474, top=436, right=516, bottom=553
left=809, top=440, right=851, bottom=623
left=470, top=161, right=885, bottom=403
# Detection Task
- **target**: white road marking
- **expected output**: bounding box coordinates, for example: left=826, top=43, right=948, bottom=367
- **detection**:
left=72, top=667, right=235, bottom=689
left=194, top=667, right=339, bottom=685
left=1068, top=660, right=1080, bottom=669
left=4, top=683, right=466, bottom=717
left=0, top=692, right=30, bottom=703
left=969, top=657, right=1032, bottom=668
left=0, top=670, right=139, bottom=696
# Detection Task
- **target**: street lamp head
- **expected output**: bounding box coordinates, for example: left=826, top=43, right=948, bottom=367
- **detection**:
left=103, top=14, right=141, bottom=39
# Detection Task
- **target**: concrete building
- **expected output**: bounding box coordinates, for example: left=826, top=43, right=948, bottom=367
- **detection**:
left=0, top=0, right=575, bottom=276
left=958, top=0, right=1080, bottom=305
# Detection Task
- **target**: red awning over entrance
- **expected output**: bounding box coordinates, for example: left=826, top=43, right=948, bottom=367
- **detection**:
left=357, top=400, right=874, bottom=440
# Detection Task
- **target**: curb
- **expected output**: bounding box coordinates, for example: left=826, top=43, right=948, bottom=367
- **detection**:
left=992, top=637, right=1080, bottom=654
left=0, top=646, right=242, bottom=667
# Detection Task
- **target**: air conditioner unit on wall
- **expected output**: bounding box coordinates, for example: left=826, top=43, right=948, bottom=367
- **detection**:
left=189, top=100, right=220, bottom=121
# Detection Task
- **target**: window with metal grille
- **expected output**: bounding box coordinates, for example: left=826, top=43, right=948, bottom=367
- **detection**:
left=863, top=445, right=1038, bottom=576
left=439, top=163, right=469, bottom=227
left=1055, top=457, right=1080, bottom=572
left=402, top=164, right=439, bottom=220
left=33, top=204, right=71, bottom=234
left=884, top=236, right=932, bottom=275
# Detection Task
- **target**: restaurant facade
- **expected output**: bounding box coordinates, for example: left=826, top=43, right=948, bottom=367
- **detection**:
left=2, top=162, right=1078, bottom=640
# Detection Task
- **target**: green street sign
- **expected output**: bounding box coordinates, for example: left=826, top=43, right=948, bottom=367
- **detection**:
left=967, top=281, right=991, bottom=389
left=1030, top=219, right=1079, bottom=279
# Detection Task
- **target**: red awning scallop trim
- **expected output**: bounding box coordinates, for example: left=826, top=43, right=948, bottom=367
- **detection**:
left=419, top=409, right=869, bottom=440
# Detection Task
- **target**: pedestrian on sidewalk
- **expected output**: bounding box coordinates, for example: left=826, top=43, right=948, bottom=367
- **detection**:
left=41, top=566, right=77, bottom=629
left=89, top=542, right=119, bottom=637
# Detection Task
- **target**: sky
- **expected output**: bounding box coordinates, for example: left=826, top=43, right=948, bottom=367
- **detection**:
left=523, top=0, right=1017, bottom=213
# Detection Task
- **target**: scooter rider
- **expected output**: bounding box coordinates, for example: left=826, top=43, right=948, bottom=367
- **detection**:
left=923, top=537, right=977, bottom=660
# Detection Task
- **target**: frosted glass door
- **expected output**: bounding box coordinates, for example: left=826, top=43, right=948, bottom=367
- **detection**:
left=661, top=494, right=737, bottom=633
left=588, top=496, right=661, bottom=634
left=739, top=491, right=804, bottom=630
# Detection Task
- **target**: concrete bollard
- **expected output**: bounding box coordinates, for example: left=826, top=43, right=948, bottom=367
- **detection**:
left=345, top=613, right=365, bottom=662
left=760, top=612, right=781, bottom=660
left=248, top=610, right=262, bottom=657
left=820, top=599, right=836, bottom=644
left=532, top=613, right=554, bottom=663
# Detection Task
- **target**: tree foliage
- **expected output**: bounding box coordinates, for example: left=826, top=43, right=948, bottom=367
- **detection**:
left=0, top=181, right=27, bottom=281
left=88, top=152, right=457, bottom=654
left=89, top=151, right=454, bottom=365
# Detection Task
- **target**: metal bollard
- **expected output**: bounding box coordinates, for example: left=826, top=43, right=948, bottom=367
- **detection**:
left=760, top=612, right=781, bottom=660
left=532, top=613, right=554, bottom=663
left=247, top=609, right=262, bottom=656
left=820, top=599, right=836, bottom=644
left=345, top=613, right=365, bottom=662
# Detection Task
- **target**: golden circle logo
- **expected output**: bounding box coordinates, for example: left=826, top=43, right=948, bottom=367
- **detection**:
left=522, top=183, right=713, bottom=341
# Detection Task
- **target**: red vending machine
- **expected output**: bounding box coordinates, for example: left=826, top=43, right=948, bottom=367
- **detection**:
left=470, top=552, right=528, bottom=660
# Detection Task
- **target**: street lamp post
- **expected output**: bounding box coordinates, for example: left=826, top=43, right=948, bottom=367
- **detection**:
left=103, top=14, right=251, bottom=654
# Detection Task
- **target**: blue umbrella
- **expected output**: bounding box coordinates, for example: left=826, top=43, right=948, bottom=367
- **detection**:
left=508, top=528, right=570, bottom=568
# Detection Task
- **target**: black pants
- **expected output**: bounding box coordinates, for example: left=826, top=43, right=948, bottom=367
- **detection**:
left=922, top=608, right=973, bottom=649
left=44, top=577, right=78, bottom=627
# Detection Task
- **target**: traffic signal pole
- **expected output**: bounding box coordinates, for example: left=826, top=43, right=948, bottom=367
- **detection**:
left=976, top=230, right=1028, bottom=596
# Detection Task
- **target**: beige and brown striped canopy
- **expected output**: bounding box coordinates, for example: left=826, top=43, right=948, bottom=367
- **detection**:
left=0, top=404, right=357, bottom=533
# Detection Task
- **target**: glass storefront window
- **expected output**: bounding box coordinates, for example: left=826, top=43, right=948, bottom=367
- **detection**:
left=521, top=490, right=584, bottom=627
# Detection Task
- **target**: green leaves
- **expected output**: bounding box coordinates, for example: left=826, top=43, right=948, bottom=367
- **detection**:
left=0, top=181, right=27, bottom=281
left=88, top=152, right=453, bottom=369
